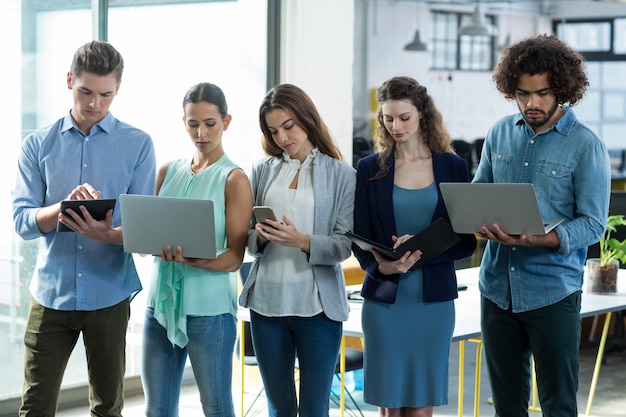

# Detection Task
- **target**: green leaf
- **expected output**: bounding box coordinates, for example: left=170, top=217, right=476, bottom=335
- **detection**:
left=599, top=215, right=626, bottom=267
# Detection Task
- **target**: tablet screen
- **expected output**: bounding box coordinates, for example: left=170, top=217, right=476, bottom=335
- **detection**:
left=57, top=198, right=116, bottom=232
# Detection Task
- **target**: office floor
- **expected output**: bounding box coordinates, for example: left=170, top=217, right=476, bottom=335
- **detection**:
left=56, top=337, right=626, bottom=417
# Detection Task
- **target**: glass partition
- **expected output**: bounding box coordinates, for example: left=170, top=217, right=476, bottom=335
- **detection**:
left=1, top=0, right=267, bottom=406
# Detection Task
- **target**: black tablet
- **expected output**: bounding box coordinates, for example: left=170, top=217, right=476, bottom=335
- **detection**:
left=57, top=199, right=116, bottom=232
left=347, top=218, right=461, bottom=270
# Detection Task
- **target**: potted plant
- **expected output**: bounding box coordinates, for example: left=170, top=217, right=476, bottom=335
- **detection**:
left=586, top=214, right=626, bottom=293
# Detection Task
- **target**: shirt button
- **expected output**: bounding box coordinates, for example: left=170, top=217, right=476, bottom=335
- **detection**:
left=78, top=273, right=83, bottom=277
left=78, top=245, right=83, bottom=250
left=552, top=170, right=556, bottom=176
left=83, top=163, right=88, bottom=168
left=510, top=267, right=515, bottom=272
left=512, top=246, right=516, bottom=251
left=530, top=140, right=535, bottom=144
left=524, top=162, right=529, bottom=166
left=85, top=138, right=90, bottom=142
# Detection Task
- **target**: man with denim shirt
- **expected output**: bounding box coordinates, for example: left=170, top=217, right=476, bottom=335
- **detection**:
left=472, top=34, right=610, bottom=417
left=12, top=41, right=156, bottom=416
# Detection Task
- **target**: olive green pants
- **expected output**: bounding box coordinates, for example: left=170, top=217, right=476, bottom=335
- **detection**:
left=20, top=297, right=130, bottom=417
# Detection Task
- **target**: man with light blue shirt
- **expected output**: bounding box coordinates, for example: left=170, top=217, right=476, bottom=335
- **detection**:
left=12, top=40, right=156, bottom=417
left=472, top=34, right=610, bottom=417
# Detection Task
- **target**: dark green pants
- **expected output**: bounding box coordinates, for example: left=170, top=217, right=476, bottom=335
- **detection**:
left=481, top=292, right=581, bottom=417
left=20, top=297, right=130, bottom=417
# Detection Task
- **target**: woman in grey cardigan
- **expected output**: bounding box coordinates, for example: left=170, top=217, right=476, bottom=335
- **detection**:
left=239, top=83, right=355, bottom=417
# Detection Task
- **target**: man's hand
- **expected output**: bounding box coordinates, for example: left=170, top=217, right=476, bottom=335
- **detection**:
left=57, top=182, right=121, bottom=244
left=66, top=183, right=102, bottom=200
left=476, top=223, right=559, bottom=248
left=59, top=204, right=116, bottom=242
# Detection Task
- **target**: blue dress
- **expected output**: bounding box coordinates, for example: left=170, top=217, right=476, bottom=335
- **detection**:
left=361, top=183, right=455, bottom=408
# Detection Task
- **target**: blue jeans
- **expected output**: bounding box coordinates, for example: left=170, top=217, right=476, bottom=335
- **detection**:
left=142, top=308, right=236, bottom=417
left=250, top=311, right=342, bottom=417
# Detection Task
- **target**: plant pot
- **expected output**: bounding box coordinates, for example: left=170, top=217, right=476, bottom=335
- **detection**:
left=586, top=258, right=618, bottom=294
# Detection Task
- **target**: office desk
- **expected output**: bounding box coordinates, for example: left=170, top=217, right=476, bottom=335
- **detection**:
left=239, top=267, right=626, bottom=417
left=342, top=267, right=626, bottom=417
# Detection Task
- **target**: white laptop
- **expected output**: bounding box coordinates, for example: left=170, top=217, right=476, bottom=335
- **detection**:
left=439, top=182, right=564, bottom=235
left=119, top=194, right=229, bottom=259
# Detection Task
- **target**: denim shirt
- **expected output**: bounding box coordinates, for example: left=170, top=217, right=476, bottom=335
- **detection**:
left=13, top=111, right=156, bottom=311
left=473, top=107, right=610, bottom=312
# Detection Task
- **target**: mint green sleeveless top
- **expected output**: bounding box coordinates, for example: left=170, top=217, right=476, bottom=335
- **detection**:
left=147, top=155, right=239, bottom=347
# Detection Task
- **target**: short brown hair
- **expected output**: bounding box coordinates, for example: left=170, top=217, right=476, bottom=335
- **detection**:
left=70, top=40, right=124, bottom=83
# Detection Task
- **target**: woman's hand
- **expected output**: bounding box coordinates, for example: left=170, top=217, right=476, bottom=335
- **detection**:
left=159, top=244, right=208, bottom=268
left=256, top=215, right=310, bottom=252
left=372, top=234, right=422, bottom=275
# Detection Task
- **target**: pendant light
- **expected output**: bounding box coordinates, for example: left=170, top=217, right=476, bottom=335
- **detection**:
left=459, top=4, right=498, bottom=37
left=404, top=30, right=428, bottom=51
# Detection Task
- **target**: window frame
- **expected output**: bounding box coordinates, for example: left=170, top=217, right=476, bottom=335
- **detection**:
left=430, top=9, right=497, bottom=71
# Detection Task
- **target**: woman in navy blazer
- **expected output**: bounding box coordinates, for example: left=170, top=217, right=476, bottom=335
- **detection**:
left=353, top=76, right=476, bottom=416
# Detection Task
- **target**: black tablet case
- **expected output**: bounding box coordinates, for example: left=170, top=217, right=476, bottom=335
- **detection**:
left=347, top=217, right=461, bottom=270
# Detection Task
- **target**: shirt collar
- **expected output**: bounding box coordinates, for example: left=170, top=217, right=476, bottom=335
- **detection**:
left=61, top=110, right=114, bottom=135
left=282, top=147, right=319, bottom=169
left=514, top=106, right=576, bottom=136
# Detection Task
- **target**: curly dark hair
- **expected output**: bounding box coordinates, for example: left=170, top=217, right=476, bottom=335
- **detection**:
left=373, top=76, right=453, bottom=179
left=493, top=34, right=588, bottom=106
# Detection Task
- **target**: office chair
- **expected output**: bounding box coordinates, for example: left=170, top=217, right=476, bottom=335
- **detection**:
left=237, top=262, right=267, bottom=417
left=353, top=136, right=374, bottom=168
left=451, top=139, right=474, bottom=178
left=608, top=149, right=626, bottom=173
left=473, top=138, right=485, bottom=169
left=331, top=346, right=365, bottom=417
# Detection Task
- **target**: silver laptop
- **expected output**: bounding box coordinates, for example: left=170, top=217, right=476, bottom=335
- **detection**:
left=119, top=194, right=229, bottom=259
left=440, top=183, right=564, bottom=235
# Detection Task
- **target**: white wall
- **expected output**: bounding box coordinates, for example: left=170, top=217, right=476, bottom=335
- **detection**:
left=353, top=0, right=626, bottom=144
left=281, top=0, right=355, bottom=161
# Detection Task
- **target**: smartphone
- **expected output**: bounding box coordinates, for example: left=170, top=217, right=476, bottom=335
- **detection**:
left=253, top=206, right=277, bottom=224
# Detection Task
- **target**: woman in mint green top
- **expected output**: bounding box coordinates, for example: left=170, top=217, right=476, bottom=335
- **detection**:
left=141, top=83, right=253, bottom=417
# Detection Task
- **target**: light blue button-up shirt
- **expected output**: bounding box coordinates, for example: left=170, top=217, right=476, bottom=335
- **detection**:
left=13, top=111, right=156, bottom=311
left=473, top=107, right=610, bottom=312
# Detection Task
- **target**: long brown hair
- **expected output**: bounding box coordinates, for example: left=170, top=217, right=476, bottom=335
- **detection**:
left=258, top=84, right=343, bottom=160
left=373, top=76, right=453, bottom=179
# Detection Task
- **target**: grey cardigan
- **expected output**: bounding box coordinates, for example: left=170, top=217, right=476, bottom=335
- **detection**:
left=238, top=152, right=356, bottom=322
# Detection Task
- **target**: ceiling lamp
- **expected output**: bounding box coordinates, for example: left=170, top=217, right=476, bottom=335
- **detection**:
left=404, top=30, right=428, bottom=51
left=459, top=5, right=498, bottom=37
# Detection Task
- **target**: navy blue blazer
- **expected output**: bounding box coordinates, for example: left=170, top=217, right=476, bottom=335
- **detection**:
left=353, top=149, right=477, bottom=303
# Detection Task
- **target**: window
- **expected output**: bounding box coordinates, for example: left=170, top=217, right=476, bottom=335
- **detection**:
left=1, top=0, right=268, bottom=408
left=557, top=21, right=611, bottom=52
left=577, top=61, right=626, bottom=149
left=555, top=18, right=626, bottom=151
left=431, top=10, right=497, bottom=71
left=556, top=18, right=626, bottom=60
